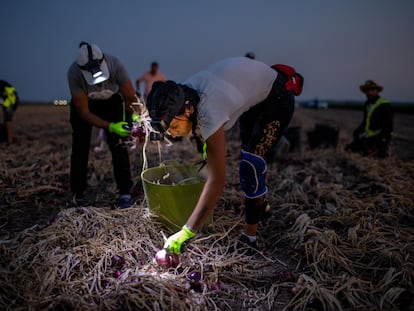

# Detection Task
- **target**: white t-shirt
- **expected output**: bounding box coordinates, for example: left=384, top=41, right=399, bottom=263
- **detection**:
left=183, top=57, right=277, bottom=140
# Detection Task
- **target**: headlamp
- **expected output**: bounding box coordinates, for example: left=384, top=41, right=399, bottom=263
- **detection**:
left=78, top=57, right=104, bottom=75
left=77, top=43, right=104, bottom=77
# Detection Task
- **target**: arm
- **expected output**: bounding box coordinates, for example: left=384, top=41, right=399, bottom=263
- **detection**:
left=135, top=74, right=145, bottom=94
left=163, top=126, right=227, bottom=254
left=186, top=126, right=227, bottom=231
left=353, top=105, right=368, bottom=139
left=71, top=91, right=110, bottom=130
left=119, top=79, right=138, bottom=114
left=365, top=103, right=393, bottom=144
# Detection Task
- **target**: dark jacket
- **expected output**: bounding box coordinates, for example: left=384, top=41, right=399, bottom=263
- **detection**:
left=353, top=96, right=393, bottom=142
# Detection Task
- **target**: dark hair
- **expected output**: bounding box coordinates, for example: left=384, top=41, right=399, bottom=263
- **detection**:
left=147, top=81, right=200, bottom=127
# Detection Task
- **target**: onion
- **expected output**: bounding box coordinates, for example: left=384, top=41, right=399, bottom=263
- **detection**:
left=169, top=254, right=180, bottom=268
left=187, top=271, right=201, bottom=282
left=101, top=279, right=110, bottom=289
left=187, top=271, right=202, bottom=291
left=111, top=255, right=125, bottom=268
left=132, top=127, right=145, bottom=138
left=113, top=270, right=123, bottom=278
left=306, top=296, right=324, bottom=310
left=129, top=277, right=141, bottom=283
left=154, top=249, right=180, bottom=268
left=209, top=281, right=223, bottom=291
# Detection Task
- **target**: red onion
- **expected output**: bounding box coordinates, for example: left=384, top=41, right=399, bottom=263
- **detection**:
left=187, top=271, right=202, bottom=292
left=209, top=281, right=223, bottom=291
left=131, top=127, right=145, bottom=142
left=113, top=270, right=123, bottom=278
left=187, top=271, right=201, bottom=282
left=111, top=255, right=125, bottom=268
left=169, top=254, right=180, bottom=268
left=154, top=249, right=180, bottom=268
left=101, top=279, right=110, bottom=289
left=306, top=296, right=324, bottom=310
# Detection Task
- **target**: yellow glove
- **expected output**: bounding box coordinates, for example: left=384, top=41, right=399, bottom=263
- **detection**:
left=164, top=225, right=196, bottom=254
left=132, top=112, right=140, bottom=122
left=109, top=121, right=131, bottom=137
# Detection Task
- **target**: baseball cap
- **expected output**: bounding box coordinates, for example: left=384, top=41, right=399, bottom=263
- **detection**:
left=77, top=42, right=110, bottom=85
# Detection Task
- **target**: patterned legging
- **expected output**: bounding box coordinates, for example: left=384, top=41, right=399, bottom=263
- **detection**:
left=239, top=80, right=295, bottom=224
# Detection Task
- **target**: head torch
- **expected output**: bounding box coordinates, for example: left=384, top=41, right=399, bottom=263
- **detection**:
left=77, top=43, right=104, bottom=77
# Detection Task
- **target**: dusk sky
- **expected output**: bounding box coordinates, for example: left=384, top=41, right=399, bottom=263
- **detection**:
left=1, top=0, right=413, bottom=102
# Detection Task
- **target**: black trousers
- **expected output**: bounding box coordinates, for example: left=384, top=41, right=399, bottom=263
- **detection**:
left=239, top=79, right=295, bottom=225
left=69, top=93, right=133, bottom=196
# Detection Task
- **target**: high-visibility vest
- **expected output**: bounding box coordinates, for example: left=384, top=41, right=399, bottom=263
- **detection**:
left=2, top=86, right=17, bottom=108
left=365, top=97, right=389, bottom=137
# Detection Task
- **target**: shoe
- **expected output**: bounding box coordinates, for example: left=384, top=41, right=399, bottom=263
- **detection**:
left=230, top=234, right=259, bottom=256
left=72, top=194, right=86, bottom=207
left=118, top=195, right=133, bottom=209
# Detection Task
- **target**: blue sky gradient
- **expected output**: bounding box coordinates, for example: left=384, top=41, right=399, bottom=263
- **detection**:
left=1, top=0, right=413, bottom=102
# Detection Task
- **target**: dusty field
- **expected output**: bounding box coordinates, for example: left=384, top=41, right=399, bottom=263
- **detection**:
left=0, top=104, right=413, bottom=310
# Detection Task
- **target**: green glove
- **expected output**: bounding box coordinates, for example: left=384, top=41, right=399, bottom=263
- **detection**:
left=164, top=225, right=196, bottom=254
left=109, top=121, right=131, bottom=137
left=131, top=112, right=140, bottom=122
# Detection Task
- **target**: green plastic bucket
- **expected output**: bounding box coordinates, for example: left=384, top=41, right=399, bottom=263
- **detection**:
left=141, top=164, right=210, bottom=231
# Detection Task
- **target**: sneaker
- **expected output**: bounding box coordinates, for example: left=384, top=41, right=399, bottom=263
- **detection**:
left=230, top=234, right=259, bottom=256
left=118, top=195, right=133, bottom=209
left=72, top=194, right=86, bottom=207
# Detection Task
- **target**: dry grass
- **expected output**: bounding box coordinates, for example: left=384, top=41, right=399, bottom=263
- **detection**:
left=0, top=105, right=413, bottom=310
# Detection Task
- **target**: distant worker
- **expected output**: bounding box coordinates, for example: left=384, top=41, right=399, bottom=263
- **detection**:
left=245, top=52, right=256, bottom=59
left=136, top=62, right=166, bottom=100
left=0, top=80, right=19, bottom=144
left=67, top=41, right=136, bottom=208
left=345, top=80, right=393, bottom=158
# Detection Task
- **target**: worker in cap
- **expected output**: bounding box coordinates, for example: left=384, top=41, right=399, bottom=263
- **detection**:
left=67, top=41, right=137, bottom=208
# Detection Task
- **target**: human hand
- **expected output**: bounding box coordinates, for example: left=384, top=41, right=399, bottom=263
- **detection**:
left=109, top=121, right=131, bottom=137
left=131, top=112, right=140, bottom=122
left=164, top=225, right=196, bottom=254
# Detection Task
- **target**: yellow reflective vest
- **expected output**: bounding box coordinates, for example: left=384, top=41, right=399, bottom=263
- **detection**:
left=2, top=86, right=17, bottom=108
left=364, top=97, right=390, bottom=137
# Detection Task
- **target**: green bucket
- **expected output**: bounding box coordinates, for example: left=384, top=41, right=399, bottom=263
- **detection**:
left=141, top=164, right=210, bottom=231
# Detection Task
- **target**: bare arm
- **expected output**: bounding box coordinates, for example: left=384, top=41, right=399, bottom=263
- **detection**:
left=120, top=80, right=138, bottom=113
left=71, top=92, right=110, bottom=130
left=186, top=126, right=227, bottom=231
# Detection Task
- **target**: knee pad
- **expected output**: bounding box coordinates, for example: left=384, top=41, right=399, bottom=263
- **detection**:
left=239, top=150, right=268, bottom=198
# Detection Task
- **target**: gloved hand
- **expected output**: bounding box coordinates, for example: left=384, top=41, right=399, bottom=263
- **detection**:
left=109, top=121, right=131, bottom=137
left=164, top=225, right=196, bottom=254
left=131, top=112, right=140, bottom=122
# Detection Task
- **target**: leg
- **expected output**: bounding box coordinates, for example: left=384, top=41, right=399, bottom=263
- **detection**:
left=239, top=85, right=295, bottom=239
left=93, top=94, right=133, bottom=197
left=5, top=121, right=13, bottom=144
left=70, top=103, right=92, bottom=197
left=106, top=133, right=133, bottom=195
left=3, top=105, right=16, bottom=144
